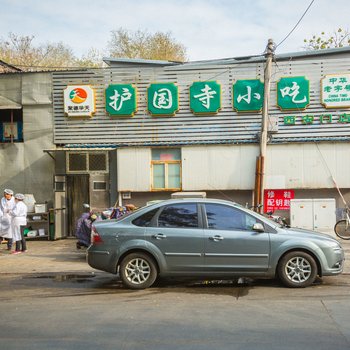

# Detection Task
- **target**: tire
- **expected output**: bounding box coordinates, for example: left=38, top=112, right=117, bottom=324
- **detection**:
left=278, top=251, right=317, bottom=288
left=119, top=252, right=158, bottom=289
left=334, top=220, right=350, bottom=240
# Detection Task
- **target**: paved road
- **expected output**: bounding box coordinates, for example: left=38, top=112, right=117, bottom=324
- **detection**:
left=0, top=238, right=350, bottom=350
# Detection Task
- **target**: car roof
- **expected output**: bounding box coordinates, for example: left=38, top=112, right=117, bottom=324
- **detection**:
left=145, top=197, right=239, bottom=207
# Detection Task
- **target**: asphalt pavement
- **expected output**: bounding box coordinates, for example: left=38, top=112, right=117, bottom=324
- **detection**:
left=1, top=236, right=350, bottom=350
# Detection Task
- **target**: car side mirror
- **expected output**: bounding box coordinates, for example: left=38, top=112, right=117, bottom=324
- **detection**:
left=252, top=223, right=265, bottom=232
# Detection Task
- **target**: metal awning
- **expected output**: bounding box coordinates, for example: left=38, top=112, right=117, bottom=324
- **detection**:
left=0, top=96, right=22, bottom=109
left=43, top=146, right=117, bottom=160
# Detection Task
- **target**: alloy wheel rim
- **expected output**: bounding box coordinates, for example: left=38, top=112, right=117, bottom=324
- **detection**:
left=285, top=256, right=312, bottom=283
left=125, top=258, right=151, bottom=285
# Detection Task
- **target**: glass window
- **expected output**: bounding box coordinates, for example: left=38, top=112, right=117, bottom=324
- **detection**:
left=93, top=181, right=107, bottom=190
left=168, top=163, right=180, bottom=188
left=153, top=164, right=165, bottom=188
left=151, top=148, right=181, bottom=190
left=152, top=149, right=181, bottom=161
left=0, top=109, right=23, bottom=142
left=158, top=203, right=198, bottom=228
left=205, top=204, right=258, bottom=231
left=132, top=208, right=159, bottom=227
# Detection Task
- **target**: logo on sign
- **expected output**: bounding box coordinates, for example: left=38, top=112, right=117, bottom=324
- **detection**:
left=69, top=88, right=88, bottom=104
left=64, top=85, right=95, bottom=118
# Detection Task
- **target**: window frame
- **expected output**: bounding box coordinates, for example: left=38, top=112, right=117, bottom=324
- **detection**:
left=201, top=203, right=273, bottom=232
left=151, top=149, right=182, bottom=191
left=155, top=202, right=200, bottom=229
left=0, top=109, right=24, bottom=143
left=66, top=151, right=109, bottom=174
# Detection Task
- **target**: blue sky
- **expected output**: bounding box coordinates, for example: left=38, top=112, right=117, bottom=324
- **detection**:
left=0, top=0, right=349, bottom=61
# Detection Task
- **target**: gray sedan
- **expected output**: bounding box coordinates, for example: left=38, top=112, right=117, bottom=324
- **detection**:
left=87, top=198, right=344, bottom=289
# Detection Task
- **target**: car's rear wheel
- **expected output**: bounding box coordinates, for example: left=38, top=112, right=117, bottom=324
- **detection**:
left=278, top=251, right=317, bottom=288
left=119, top=252, right=157, bottom=289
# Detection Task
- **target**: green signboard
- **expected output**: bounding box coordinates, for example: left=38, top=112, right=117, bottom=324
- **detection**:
left=232, top=79, right=264, bottom=112
left=189, top=81, right=221, bottom=114
left=277, top=76, right=309, bottom=110
left=147, top=83, right=179, bottom=116
left=105, top=84, right=137, bottom=117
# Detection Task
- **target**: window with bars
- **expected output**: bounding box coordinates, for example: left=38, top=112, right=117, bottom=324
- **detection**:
left=151, top=148, right=181, bottom=190
left=0, top=109, right=23, bottom=142
left=67, top=152, right=108, bottom=173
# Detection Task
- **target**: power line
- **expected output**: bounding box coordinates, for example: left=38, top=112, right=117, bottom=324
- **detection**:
left=276, top=0, right=315, bottom=49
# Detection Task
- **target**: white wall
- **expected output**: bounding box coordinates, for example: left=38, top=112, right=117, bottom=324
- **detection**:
left=182, top=145, right=259, bottom=190
left=116, top=142, right=350, bottom=192
left=117, top=148, right=151, bottom=191
left=265, top=142, right=350, bottom=189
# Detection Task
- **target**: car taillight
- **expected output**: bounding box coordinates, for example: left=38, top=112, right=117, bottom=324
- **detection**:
left=91, top=225, right=103, bottom=244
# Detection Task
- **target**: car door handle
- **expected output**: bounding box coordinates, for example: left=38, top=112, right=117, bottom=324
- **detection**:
left=209, top=235, right=224, bottom=241
left=153, top=233, right=167, bottom=240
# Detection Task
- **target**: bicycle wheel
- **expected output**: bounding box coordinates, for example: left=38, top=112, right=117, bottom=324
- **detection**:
left=334, top=219, right=350, bottom=240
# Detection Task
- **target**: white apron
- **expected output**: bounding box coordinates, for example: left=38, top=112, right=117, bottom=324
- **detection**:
left=0, top=197, right=15, bottom=239
left=12, top=217, right=24, bottom=242
left=10, top=201, right=27, bottom=242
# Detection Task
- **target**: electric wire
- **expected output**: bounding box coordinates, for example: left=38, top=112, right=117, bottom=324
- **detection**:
left=276, top=0, right=315, bottom=48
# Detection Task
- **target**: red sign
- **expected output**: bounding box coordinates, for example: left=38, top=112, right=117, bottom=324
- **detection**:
left=264, top=189, right=294, bottom=213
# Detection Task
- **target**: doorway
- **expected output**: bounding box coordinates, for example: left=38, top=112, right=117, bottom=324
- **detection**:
left=66, top=175, right=90, bottom=236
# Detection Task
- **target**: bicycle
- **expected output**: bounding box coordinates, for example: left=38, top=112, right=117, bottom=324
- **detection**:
left=334, top=206, right=350, bottom=240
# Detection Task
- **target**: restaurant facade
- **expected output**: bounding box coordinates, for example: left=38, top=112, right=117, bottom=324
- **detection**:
left=2, top=47, right=350, bottom=237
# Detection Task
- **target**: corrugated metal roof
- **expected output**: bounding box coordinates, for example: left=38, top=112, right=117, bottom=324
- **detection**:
left=103, top=57, right=181, bottom=67
left=174, top=47, right=350, bottom=68
left=104, top=47, right=350, bottom=69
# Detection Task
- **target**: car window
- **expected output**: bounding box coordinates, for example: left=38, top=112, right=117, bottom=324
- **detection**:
left=158, top=203, right=198, bottom=228
left=205, top=204, right=259, bottom=231
left=132, top=208, right=159, bottom=227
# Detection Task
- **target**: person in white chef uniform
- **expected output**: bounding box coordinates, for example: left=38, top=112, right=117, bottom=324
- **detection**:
left=0, top=189, right=15, bottom=250
left=9, top=193, right=28, bottom=254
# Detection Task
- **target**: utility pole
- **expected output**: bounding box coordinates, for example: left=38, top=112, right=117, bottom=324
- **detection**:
left=254, top=39, right=275, bottom=213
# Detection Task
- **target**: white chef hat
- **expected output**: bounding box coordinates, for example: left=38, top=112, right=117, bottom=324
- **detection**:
left=4, top=189, right=14, bottom=195
left=14, top=193, right=25, bottom=200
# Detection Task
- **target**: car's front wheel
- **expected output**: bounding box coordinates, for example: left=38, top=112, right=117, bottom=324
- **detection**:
left=119, top=252, right=158, bottom=289
left=278, top=251, right=317, bottom=288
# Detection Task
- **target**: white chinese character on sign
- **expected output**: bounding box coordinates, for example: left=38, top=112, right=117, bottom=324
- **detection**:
left=193, top=84, right=217, bottom=109
left=237, top=86, right=261, bottom=104
left=267, top=191, right=275, bottom=199
left=267, top=199, right=275, bottom=206
left=280, top=82, right=307, bottom=103
left=283, top=199, right=290, bottom=206
left=283, top=191, right=291, bottom=199
left=276, top=199, right=283, bottom=206
left=153, top=88, right=173, bottom=109
left=109, top=88, right=132, bottom=111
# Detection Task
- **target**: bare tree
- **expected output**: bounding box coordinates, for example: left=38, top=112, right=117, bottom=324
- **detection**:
left=74, top=48, right=105, bottom=68
left=0, top=33, right=104, bottom=70
left=108, top=28, right=187, bottom=62
left=303, top=28, right=350, bottom=50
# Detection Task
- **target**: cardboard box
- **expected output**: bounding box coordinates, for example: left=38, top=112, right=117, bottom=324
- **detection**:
left=34, top=203, right=47, bottom=213
left=38, top=229, right=46, bottom=236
